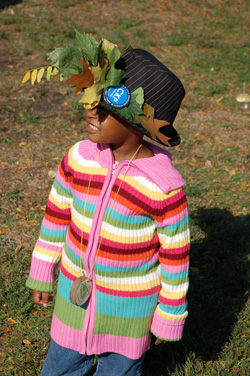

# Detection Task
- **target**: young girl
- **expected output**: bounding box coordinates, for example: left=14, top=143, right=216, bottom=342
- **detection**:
left=24, top=32, right=190, bottom=376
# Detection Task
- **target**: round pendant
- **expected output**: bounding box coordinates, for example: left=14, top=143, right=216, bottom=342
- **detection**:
left=70, top=276, right=92, bottom=306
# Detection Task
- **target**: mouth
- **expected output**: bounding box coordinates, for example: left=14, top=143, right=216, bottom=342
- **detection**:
left=86, top=121, right=99, bottom=133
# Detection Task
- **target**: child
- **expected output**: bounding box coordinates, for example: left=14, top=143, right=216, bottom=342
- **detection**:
left=24, top=32, right=190, bottom=376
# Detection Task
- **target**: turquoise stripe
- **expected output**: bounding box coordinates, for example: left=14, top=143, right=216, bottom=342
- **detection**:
left=95, top=260, right=157, bottom=273
left=57, top=271, right=73, bottom=303
left=73, top=194, right=97, bottom=212
left=159, top=302, right=187, bottom=316
left=105, top=206, right=152, bottom=224
left=96, top=290, right=158, bottom=318
left=161, top=268, right=188, bottom=280
left=64, top=242, right=85, bottom=268
left=54, top=178, right=72, bottom=195
left=41, top=225, right=67, bottom=238
left=57, top=270, right=87, bottom=309
left=165, top=215, right=189, bottom=231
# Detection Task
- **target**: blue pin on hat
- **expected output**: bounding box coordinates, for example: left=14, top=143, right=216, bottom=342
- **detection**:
left=103, top=84, right=131, bottom=108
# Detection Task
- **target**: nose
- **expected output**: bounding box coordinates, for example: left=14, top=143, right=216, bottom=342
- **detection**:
left=85, top=107, right=98, bottom=119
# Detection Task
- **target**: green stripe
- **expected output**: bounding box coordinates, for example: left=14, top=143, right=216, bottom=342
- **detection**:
left=54, top=293, right=85, bottom=330
left=158, top=222, right=189, bottom=236
left=72, top=201, right=95, bottom=219
left=104, top=214, right=155, bottom=230
left=25, top=277, right=54, bottom=293
left=53, top=180, right=72, bottom=198
left=162, top=275, right=189, bottom=286
left=94, top=313, right=151, bottom=338
left=40, top=233, right=66, bottom=243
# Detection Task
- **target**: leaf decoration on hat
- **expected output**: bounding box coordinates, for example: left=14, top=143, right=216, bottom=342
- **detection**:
left=65, top=59, right=94, bottom=93
left=22, top=66, right=60, bottom=84
left=113, top=87, right=144, bottom=122
left=105, top=46, right=123, bottom=88
left=22, top=30, right=126, bottom=108
left=80, top=64, right=108, bottom=109
left=135, top=104, right=171, bottom=146
left=75, top=29, right=99, bottom=66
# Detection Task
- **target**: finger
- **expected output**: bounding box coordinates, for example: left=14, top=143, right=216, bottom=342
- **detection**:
left=32, top=290, right=43, bottom=305
left=41, top=292, right=50, bottom=308
left=155, top=339, right=161, bottom=345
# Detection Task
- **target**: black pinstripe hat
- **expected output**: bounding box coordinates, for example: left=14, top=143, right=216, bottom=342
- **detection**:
left=100, top=49, right=185, bottom=146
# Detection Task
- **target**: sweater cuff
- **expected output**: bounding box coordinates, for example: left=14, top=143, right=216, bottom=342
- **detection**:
left=150, top=305, right=187, bottom=341
left=25, top=256, right=58, bottom=292
left=25, top=276, right=54, bottom=293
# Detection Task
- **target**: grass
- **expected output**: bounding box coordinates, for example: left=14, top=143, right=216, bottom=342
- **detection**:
left=0, top=0, right=250, bottom=375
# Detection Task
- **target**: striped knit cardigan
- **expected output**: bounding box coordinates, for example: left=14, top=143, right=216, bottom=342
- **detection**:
left=26, top=140, right=190, bottom=360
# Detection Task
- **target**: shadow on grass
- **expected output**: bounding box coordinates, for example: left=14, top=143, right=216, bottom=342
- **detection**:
left=143, top=208, right=250, bottom=375
left=0, top=0, right=22, bottom=10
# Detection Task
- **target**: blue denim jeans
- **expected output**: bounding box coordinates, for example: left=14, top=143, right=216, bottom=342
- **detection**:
left=40, top=339, right=146, bottom=376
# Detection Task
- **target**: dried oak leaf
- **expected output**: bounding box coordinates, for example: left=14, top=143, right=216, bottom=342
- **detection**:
left=65, top=59, right=94, bottom=93
left=135, top=103, right=171, bottom=146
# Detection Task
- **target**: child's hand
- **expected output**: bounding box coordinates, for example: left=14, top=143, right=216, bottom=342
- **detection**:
left=32, top=290, right=54, bottom=308
left=155, top=338, right=167, bottom=345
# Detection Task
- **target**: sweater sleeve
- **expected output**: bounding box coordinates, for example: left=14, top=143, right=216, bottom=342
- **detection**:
left=150, top=187, right=190, bottom=341
left=26, top=152, right=73, bottom=292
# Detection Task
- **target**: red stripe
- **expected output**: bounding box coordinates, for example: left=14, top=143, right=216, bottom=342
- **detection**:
left=158, top=295, right=186, bottom=306
left=96, top=284, right=161, bottom=297
left=60, top=263, right=76, bottom=282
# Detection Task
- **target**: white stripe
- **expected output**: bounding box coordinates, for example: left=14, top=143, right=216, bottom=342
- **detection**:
left=38, top=237, right=65, bottom=247
left=51, top=185, right=73, bottom=204
left=130, top=176, right=162, bottom=192
left=33, top=250, right=60, bottom=263
left=72, top=143, right=102, bottom=168
left=61, top=248, right=80, bottom=272
left=71, top=204, right=93, bottom=226
left=103, top=221, right=156, bottom=238
left=162, top=281, right=189, bottom=292
left=158, top=229, right=190, bottom=244
left=96, top=271, right=158, bottom=285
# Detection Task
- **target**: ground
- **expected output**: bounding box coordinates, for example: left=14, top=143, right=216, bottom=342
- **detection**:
left=0, top=1, right=249, bottom=375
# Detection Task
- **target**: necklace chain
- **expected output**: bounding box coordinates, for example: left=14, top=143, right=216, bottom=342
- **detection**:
left=79, top=143, right=143, bottom=278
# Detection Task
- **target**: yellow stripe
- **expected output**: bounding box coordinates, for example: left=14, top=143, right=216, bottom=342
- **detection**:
left=122, top=177, right=182, bottom=198
left=49, top=194, right=71, bottom=210
left=61, top=257, right=82, bottom=278
left=34, top=245, right=61, bottom=259
left=99, top=229, right=155, bottom=244
left=96, top=278, right=160, bottom=291
left=160, top=236, right=190, bottom=249
left=160, top=289, right=187, bottom=299
left=68, top=147, right=107, bottom=175
left=156, top=305, right=188, bottom=321
left=71, top=211, right=92, bottom=234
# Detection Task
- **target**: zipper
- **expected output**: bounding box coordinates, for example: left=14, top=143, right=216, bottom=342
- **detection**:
left=83, top=158, right=127, bottom=354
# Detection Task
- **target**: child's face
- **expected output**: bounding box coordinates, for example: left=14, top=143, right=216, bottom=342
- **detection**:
left=85, top=107, right=138, bottom=147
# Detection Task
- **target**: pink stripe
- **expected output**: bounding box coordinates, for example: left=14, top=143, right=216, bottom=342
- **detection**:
left=151, top=311, right=185, bottom=340
left=96, top=252, right=159, bottom=268
left=50, top=314, right=86, bottom=355
left=46, top=200, right=70, bottom=215
left=29, top=257, right=56, bottom=283
left=71, top=189, right=100, bottom=203
left=42, top=217, right=69, bottom=230
left=56, top=168, right=72, bottom=189
left=96, top=284, right=161, bottom=297
left=66, top=232, right=81, bottom=255
left=159, top=207, right=189, bottom=226
left=91, top=333, right=151, bottom=359
left=161, top=262, right=189, bottom=274
left=50, top=315, right=150, bottom=359
left=36, top=239, right=63, bottom=252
